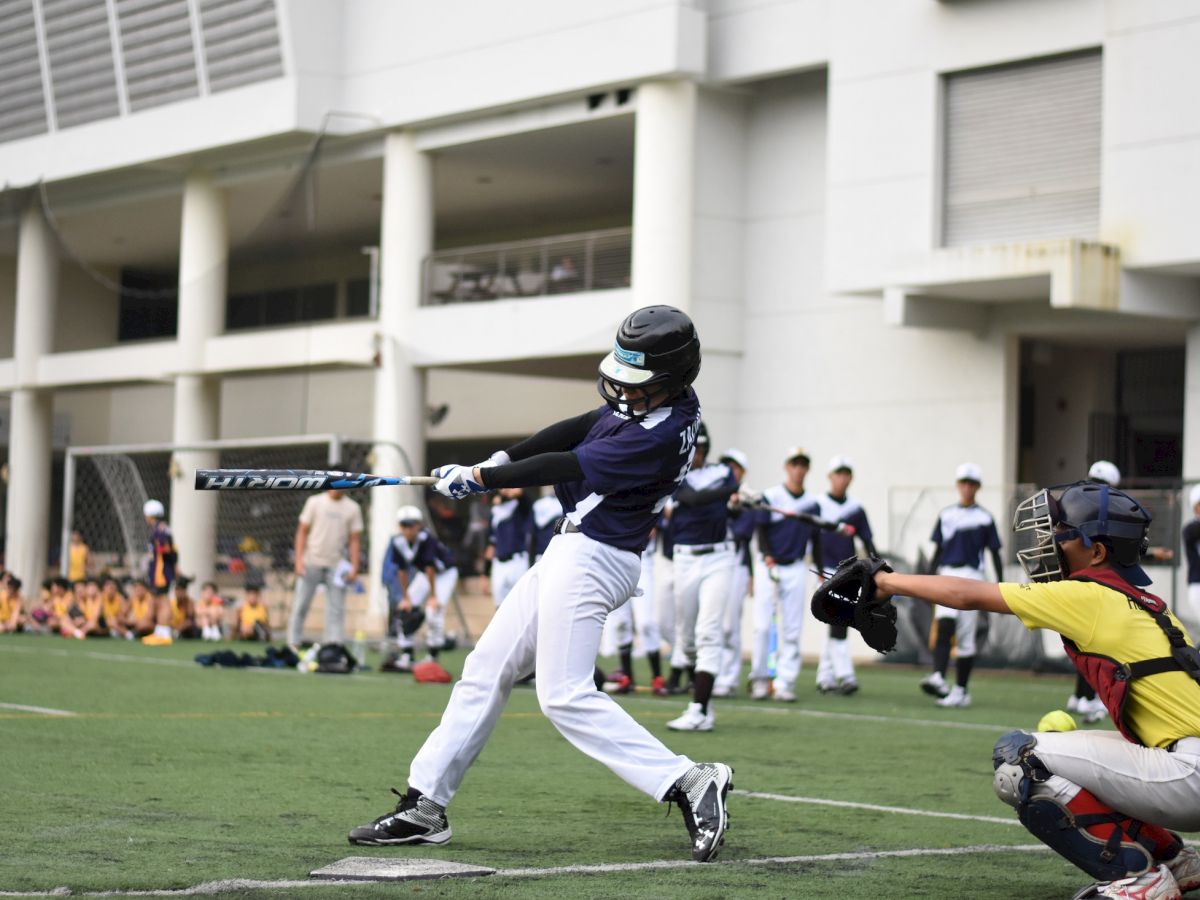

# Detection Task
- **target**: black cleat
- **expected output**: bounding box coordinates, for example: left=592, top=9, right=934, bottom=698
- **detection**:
left=348, top=788, right=451, bottom=846
left=665, top=763, right=734, bottom=862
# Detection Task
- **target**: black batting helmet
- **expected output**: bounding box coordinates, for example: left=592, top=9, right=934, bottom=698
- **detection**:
left=597, top=305, right=701, bottom=418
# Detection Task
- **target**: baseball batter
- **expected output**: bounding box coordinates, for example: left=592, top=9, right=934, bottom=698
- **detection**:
left=918, top=463, right=1003, bottom=709
left=349, top=306, right=733, bottom=863
left=814, top=456, right=876, bottom=694
left=749, top=446, right=822, bottom=702
left=664, top=423, right=742, bottom=731
left=872, top=481, right=1200, bottom=899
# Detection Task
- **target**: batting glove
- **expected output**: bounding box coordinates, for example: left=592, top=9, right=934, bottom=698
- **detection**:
left=431, top=464, right=489, bottom=500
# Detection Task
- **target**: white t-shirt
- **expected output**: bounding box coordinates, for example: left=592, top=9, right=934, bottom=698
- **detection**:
left=299, top=493, right=363, bottom=568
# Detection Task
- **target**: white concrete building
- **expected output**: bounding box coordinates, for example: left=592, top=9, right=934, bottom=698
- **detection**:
left=1, top=0, right=1197, bottom=622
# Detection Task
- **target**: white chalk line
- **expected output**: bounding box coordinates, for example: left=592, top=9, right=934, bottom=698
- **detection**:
left=0, top=701, right=75, bottom=716
left=736, top=789, right=1020, bottom=826
left=0, top=844, right=1051, bottom=895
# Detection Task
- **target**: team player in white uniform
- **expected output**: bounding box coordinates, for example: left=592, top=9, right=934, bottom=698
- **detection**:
left=487, top=488, right=533, bottom=607
left=601, top=528, right=666, bottom=696
left=349, top=306, right=733, bottom=863
left=814, top=455, right=877, bottom=695
left=380, top=506, right=456, bottom=671
left=665, top=424, right=743, bottom=732
left=749, top=447, right=823, bottom=702
left=713, top=449, right=752, bottom=699
left=918, top=463, right=1003, bottom=709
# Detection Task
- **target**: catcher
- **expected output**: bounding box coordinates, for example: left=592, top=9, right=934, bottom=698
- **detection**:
left=816, top=481, right=1200, bottom=899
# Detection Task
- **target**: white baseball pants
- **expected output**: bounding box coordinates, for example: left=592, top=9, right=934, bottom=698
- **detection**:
left=656, top=554, right=675, bottom=655
left=491, top=553, right=529, bottom=607
left=601, top=548, right=660, bottom=656
left=398, top=569, right=457, bottom=651
left=1032, top=732, right=1200, bottom=832
left=408, top=532, right=694, bottom=808
left=715, top=562, right=751, bottom=692
left=932, top=565, right=984, bottom=658
left=670, top=547, right=734, bottom=676
left=749, top=560, right=808, bottom=692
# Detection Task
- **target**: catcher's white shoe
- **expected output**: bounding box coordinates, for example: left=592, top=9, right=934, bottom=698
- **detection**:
left=936, top=686, right=971, bottom=708
left=1167, top=847, right=1200, bottom=894
left=1074, top=864, right=1181, bottom=900
left=667, top=702, right=714, bottom=732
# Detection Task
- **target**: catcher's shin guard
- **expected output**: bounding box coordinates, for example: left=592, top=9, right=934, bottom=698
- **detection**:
left=992, top=730, right=1168, bottom=882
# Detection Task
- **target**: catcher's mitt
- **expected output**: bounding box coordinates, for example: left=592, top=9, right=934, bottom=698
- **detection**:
left=811, top=556, right=897, bottom=653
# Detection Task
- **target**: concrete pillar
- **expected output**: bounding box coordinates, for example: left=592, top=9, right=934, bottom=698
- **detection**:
left=169, top=172, right=226, bottom=583
left=631, top=80, right=697, bottom=313
left=6, top=201, right=58, bottom=590
left=369, top=131, right=430, bottom=622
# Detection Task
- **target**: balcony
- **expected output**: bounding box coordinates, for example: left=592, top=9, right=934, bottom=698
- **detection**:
left=422, top=228, right=631, bottom=306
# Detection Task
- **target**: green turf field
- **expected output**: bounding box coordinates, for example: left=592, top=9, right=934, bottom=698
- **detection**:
left=0, top=634, right=1106, bottom=897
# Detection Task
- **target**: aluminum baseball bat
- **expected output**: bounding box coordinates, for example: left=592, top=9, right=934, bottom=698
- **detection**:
left=194, top=469, right=439, bottom=491
left=736, top=493, right=856, bottom=535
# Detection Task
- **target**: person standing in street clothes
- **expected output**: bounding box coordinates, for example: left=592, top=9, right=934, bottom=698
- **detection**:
left=714, top=449, right=752, bottom=699
left=287, top=475, right=363, bottom=647
left=814, top=456, right=876, bottom=694
left=748, top=447, right=823, bottom=702
left=665, top=422, right=743, bottom=732
left=918, top=463, right=1003, bottom=709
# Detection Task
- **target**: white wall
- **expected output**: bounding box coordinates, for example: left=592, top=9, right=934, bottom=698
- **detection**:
left=54, top=266, right=120, bottom=352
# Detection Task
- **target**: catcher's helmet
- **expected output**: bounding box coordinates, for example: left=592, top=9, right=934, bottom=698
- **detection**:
left=597, top=305, right=701, bottom=418
left=1013, top=480, right=1152, bottom=584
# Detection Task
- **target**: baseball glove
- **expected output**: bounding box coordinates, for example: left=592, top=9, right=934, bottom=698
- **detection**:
left=811, top=556, right=897, bottom=653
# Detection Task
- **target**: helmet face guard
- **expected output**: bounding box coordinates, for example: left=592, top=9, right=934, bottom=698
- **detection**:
left=1012, top=481, right=1153, bottom=584
left=596, top=306, right=701, bottom=419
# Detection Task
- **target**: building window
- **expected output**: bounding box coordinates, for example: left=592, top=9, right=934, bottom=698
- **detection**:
left=942, top=50, right=1101, bottom=247
left=225, top=283, right=342, bottom=331
left=118, top=269, right=178, bottom=340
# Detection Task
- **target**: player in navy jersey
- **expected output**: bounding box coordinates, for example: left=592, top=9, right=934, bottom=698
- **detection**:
left=814, top=456, right=876, bottom=694
left=381, top=506, right=456, bottom=671
left=714, top=449, right=752, bottom=699
left=1185, top=484, right=1200, bottom=628
left=487, top=488, right=533, bottom=607
left=664, top=423, right=742, bottom=731
left=349, top=306, right=733, bottom=863
left=749, top=446, right=824, bottom=702
left=918, top=463, right=1003, bottom=709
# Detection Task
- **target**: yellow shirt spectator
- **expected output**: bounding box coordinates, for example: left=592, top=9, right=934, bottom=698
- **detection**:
left=1000, top=579, right=1200, bottom=748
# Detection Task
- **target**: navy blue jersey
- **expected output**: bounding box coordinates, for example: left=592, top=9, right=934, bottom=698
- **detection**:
left=489, top=495, right=533, bottom=560
left=531, top=494, right=563, bottom=559
left=559, top=391, right=701, bottom=553
left=387, top=529, right=455, bottom=581
left=1184, top=519, right=1200, bottom=585
left=729, top=505, right=756, bottom=568
left=931, top=503, right=1001, bottom=571
left=757, top=485, right=821, bottom=563
left=672, top=463, right=740, bottom=546
left=816, top=493, right=873, bottom=570
left=658, top=506, right=676, bottom=560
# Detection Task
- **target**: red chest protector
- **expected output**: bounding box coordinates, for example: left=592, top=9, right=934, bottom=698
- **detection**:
left=1061, top=567, right=1200, bottom=745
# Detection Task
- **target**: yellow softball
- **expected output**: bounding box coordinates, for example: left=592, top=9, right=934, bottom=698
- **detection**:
left=1037, top=710, right=1078, bottom=732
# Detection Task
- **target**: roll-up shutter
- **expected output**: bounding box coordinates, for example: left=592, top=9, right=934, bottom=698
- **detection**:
left=199, top=0, right=283, bottom=94
left=0, top=0, right=50, bottom=141
left=943, top=50, right=1101, bottom=247
left=42, top=0, right=121, bottom=128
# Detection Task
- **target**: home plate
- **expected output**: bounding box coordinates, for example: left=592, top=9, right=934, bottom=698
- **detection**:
left=311, top=857, right=496, bottom=881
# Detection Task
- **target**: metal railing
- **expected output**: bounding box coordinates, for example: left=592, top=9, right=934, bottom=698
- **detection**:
left=421, top=227, right=631, bottom=305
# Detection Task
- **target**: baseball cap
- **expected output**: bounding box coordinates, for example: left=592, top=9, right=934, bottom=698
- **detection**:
left=1189, top=484, right=1200, bottom=508
left=784, top=446, right=811, bottom=466
left=828, top=455, right=854, bottom=474
left=955, top=462, right=983, bottom=484
left=397, top=505, right=424, bottom=525
left=719, top=448, right=749, bottom=471
left=1087, top=460, right=1121, bottom=487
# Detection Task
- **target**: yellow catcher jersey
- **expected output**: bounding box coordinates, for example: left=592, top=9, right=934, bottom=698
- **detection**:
left=1000, top=580, right=1200, bottom=748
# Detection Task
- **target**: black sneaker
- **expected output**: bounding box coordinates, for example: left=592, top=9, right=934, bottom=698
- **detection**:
left=348, top=788, right=451, bottom=846
left=838, top=679, right=859, bottom=695
left=665, top=763, right=734, bottom=862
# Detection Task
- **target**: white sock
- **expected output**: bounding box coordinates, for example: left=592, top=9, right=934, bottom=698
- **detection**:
left=154, top=625, right=171, bottom=638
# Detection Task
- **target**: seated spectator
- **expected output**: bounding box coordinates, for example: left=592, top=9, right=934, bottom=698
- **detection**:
left=233, top=582, right=271, bottom=641
left=28, top=580, right=53, bottom=634
left=125, top=578, right=155, bottom=637
left=195, top=580, right=225, bottom=641
left=0, top=576, right=24, bottom=633
left=46, top=578, right=71, bottom=636
left=99, top=576, right=127, bottom=638
left=549, top=255, right=582, bottom=293
left=171, top=577, right=200, bottom=639
left=62, top=581, right=89, bottom=639
left=80, top=579, right=108, bottom=638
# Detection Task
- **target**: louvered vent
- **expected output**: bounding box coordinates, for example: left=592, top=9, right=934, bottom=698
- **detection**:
left=42, top=0, right=121, bottom=128
left=0, top=0, right=50, bottom=141
left=200, top=0, right=283, bottom=93
left=942, top=51, right=1102, bottom=247
left=115, top=0, right=199, bottom=112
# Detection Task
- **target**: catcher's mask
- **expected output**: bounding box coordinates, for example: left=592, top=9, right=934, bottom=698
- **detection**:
left=1013, top=481, right=1152, bottom=584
